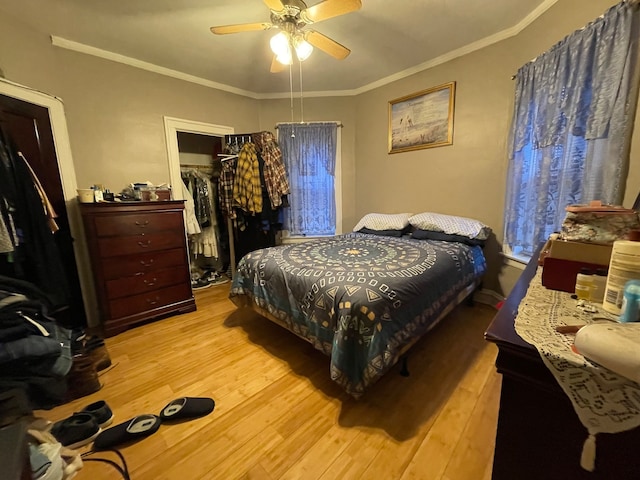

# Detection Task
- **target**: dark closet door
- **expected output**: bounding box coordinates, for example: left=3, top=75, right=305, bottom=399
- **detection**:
left=0, top=94, right=86, bottom=327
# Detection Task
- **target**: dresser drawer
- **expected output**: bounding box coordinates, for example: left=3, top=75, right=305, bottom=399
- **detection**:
left=98, top=231, right=185, bottom=257
left=105, top=266, right=189, bottom=299
left=108, top=283, right=192, bottom=320
left=101, top=248, right=187, bottom=280
left=93, top=212, right=184, bottom=237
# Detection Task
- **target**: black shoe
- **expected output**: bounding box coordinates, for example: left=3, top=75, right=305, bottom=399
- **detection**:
left=51, top=413, right=101, bottom=449
left=191, top=277, right=212, bottom=290
left=80, top=400, right=114, bottom=428
left=205, top=272, right=230, bottom=286
left=70, top=329, right=88, bottom=355
left=93, top=414, right=161, bottom=451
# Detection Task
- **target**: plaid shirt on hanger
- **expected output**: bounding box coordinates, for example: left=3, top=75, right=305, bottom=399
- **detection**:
left=233, top=142, right=262, bottom=215
left=218, top=157, right=236, bottom=219
left=253, top=131, right=290, bottom=209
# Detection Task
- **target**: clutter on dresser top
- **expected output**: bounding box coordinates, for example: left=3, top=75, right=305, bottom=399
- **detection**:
left=76, top=182, right=172, bottom=203
left=539, top=199, right=640, bottom=321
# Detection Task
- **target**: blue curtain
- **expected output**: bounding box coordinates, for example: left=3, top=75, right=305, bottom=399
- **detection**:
left=504, top=1, right=640, bottom=257
left=278, top=122, right=338, bottom=236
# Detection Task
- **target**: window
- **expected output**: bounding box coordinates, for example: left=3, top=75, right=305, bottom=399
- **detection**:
left=277, top=122, right=342, bottom=237
left=503, top=2, right=640, bottom=260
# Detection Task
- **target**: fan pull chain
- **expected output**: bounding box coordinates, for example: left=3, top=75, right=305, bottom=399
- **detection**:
left=288, top=62, right=295, bottom=137
left=298, top=59, right=304, bottom=124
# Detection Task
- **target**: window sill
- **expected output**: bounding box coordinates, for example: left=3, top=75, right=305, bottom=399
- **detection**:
left=280, top=235, right=334, bottom=245
left=501, top=251, right=529, bottom=270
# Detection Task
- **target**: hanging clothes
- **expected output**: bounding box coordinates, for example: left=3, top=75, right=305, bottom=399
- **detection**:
left=233, top=142, right=262, bottom=215
left=181, top=168, right=220, bottom=260
left=180, top=181, right=201, bottom=236
left=0, top=197, right=17, bottom=254
left=252, top=131, right=290, bottom=210
left=216, top=132, right=291, bottom=265
left=218, top=157, right=237, bottom=220
left=0, top=130, right=70, bottom=311
left=18, top=152, right=59, bottom=234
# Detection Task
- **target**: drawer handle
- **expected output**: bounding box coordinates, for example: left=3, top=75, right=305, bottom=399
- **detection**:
left=135, top=220, right=150, bottom=227
left=138, top=240, right=151, bottom=248
left=143, top=278, right=157, bottom=286
left=140, top=259, right=154, bottom=267
left=146, top=296, right=160, bottom=305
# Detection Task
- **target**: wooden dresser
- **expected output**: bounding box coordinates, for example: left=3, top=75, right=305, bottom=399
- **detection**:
left=80, top=201, right=195, bottom=337
left=485, top=253, right=640, bottom=480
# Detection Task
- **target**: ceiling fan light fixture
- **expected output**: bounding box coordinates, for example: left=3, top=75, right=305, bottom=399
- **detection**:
left=270, top=31, right=290, bottom=57
left=276, top=50, right=293, bottom=65
left=294, top=36, right=313, bottom=61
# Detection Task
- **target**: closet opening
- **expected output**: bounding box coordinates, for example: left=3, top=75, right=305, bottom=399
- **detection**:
left=178, top=131, right=232, bottom=289
left=163, top=117, right=234, bottom=292
left=165, top=118, right=290, bottom=292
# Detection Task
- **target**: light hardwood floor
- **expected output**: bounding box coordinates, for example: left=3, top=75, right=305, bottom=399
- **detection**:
left=39, top=284, right=501, bottom=480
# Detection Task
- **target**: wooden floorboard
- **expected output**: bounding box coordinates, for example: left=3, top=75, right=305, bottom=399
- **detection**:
left=37, top=283, right=500, bottom=480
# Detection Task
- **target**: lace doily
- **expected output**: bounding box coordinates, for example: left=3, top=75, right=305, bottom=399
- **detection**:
left=514, top=269, right=640, bottom=470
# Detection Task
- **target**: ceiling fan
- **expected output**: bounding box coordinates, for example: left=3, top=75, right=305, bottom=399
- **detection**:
left=210, top=0, right=362, bottom=73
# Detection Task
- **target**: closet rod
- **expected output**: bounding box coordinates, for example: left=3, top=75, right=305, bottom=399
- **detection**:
left=180, top=163, right=214, bottom=169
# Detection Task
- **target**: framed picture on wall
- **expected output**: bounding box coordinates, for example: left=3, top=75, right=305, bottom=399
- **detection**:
left=388, top=81, right=456, bottom=154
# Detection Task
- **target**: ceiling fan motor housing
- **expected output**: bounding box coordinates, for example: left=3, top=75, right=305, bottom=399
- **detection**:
left=270, top=0, right=309, bottom=32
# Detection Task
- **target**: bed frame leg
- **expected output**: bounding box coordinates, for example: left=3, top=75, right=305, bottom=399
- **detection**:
left=400, top=355, right=410, bottom=377
left=466, top=293, right=475, bottom=307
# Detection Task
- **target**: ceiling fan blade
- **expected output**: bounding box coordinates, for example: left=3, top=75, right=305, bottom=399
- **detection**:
left=270, top=56, right=287, bottom=73
left=210, top=22, right=271, bottom=35
left=302, top=0, right=362, bottom=24
left=306, top=30, right=351, bottom=60
left=263, top=0, right=285, bottom=12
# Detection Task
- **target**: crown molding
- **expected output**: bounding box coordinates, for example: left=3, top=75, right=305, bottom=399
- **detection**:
left=50, top=36, right=262, bottom=99
left=353, top=0, right=559, bottom=95
left=51, top=0, right=558, bottom=99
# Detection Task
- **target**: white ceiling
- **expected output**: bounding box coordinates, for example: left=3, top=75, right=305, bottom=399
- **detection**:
left=1, top=0, right=554, bottom=97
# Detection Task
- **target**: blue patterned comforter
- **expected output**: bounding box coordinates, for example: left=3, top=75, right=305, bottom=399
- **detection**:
left=229, top=233, right=486, bottom=397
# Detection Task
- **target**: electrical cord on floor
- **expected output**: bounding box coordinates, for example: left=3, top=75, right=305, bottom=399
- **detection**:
left=81, top=448, right=130, bottom=480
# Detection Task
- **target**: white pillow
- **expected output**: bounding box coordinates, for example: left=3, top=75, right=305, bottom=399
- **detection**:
left=353, top=213, right=412, bottom=232
left=409, top=212, right=491, bottom=240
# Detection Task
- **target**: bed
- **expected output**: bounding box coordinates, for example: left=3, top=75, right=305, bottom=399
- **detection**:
left=229, top=216, right=488, bottom=397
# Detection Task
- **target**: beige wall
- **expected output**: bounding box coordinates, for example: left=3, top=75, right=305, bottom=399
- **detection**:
left=1, top=0, right=637, bottom=301
left=353, top=0, right=639, bottom=295
left=0, top=11, right=261, bottom=192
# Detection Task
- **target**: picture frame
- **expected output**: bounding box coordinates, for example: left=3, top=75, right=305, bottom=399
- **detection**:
left=388, top=81, right=456, bottom=154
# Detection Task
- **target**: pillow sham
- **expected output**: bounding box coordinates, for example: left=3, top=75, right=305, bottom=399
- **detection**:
left=353, top=213, right=412, bottom=232
left=358, top=227, right=404, bottom=237
left=411, top=229, right=486, bottom=246
left=409, top=212, right=491, bottom=240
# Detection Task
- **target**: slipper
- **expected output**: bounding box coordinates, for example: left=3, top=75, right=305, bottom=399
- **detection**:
left=159, top=397, right=215, bottom=422
left=93, top=414, right=161, bottom=450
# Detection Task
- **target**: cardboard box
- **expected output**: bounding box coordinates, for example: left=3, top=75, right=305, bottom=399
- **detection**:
left=541, top=257, right=609, bottom=293
left=548, top=239, right=613, bottom=266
